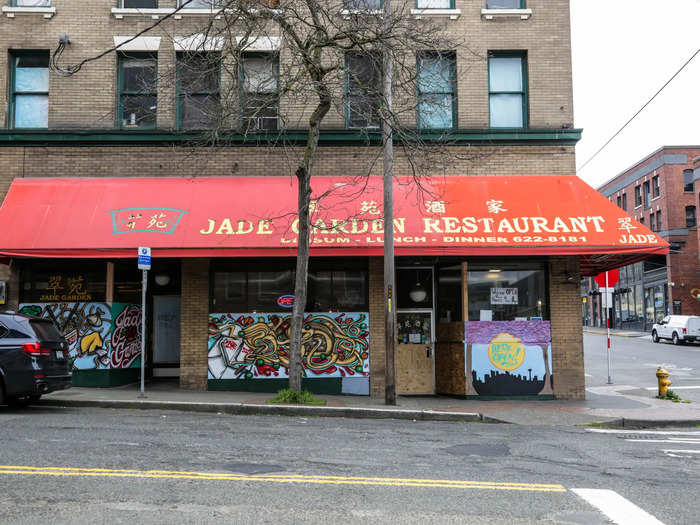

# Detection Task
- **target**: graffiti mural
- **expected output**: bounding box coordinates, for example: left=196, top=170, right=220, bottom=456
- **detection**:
left=18, top=302, right=141, bottom=370
left=465, top=321, right=552, bottom=396
left=208, top=312, right=370, bottom=381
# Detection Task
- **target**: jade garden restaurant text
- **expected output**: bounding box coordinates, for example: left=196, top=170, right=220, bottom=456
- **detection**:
left=0, top=175, right=667, bottom=399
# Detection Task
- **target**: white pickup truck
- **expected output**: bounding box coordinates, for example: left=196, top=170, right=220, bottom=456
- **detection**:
left=652, top=315, right=700, bottom=345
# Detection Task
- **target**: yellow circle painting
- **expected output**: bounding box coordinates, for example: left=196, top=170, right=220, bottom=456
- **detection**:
left=487, top=332, right=526, bottom=371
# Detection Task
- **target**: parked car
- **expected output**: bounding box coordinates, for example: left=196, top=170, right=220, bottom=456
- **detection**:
left=652, top=315, right=700, bottom=345
left=0, top=311, right=71, bottom=407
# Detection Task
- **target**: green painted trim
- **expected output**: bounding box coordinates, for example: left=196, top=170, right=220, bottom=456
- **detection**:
left=208, top=378, right=343, bottom=395
left=71, top=368, right=140, bottom=388
left=8, top=50, right=50, bottom=130
left=0, top=128, right=582, bottom=146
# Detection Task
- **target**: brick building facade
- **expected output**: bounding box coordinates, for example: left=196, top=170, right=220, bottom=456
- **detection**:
left=585, top=146, right=700, bottom=331
left=0, top=1, right=663, bottom=400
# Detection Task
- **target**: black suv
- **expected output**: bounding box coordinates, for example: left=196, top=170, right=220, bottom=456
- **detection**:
left=0, top=311, right=72, bottom=406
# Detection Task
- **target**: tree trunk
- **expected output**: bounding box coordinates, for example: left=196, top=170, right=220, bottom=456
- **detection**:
left=287, top=65, right=331, bottom=393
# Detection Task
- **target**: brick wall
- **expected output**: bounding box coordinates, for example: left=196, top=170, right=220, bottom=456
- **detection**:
left=549, top=256, right=585, bottom=400
left=179, top=258, right=209, bottom=390
left=0, top=0, right=574, bottom=130
left=368, top=256, right=386, bottom=399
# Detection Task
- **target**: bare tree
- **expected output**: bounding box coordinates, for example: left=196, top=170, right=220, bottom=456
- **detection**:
left=54, top=0, right=471, bottom=394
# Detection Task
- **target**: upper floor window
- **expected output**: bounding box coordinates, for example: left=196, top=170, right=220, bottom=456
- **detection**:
left=488, top=52, right=527, bottom=128
left=622, top=193, right=627, bottom=211
left=686, top=206, right=696, bottom=228
left=10, top=51, right=49, bottom=129
left=656, top=210, right=662, bottom=232
left=241, top=53, right=279, bottom=132
left=177, top=53, right=220, bottom=130
left=486, top=0, right=523, bottom=7
left=179, top=0, right=221, bottom=7
left=121, top=1, right=157, bottom=7
left=416, top=0, right=451, bottom=8
left=642, top=180, right=650, bottom=208
left=11, top=1, right=51, bottom=5
left=346, top=52, right=381, bottom=129
left=344, top=0, right=381, bottom=8
left=118, top=53, right=157, bottom=129
left=652, top=175, right=660, bottom=198
left=417, top=52, right=456, bottom=130
left=684, top=169, right=694, bottom=192
left=634, top=185, right=642, bottom=207
left=616, top=195, right=621, bottom=208
left=649, top=212, right=655, bottom=231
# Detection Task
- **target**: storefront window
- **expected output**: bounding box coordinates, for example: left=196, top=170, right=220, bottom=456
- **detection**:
left=21, top=261, right=106, bottom=303
left=467, top=262, right=547, bottom=321
left=211, top=259, right=368, bottom=312
left=397, top=268, right=434, bottom=309
left=437, top=265, right=462, bottom=323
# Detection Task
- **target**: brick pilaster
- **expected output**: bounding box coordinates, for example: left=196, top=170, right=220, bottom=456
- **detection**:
left=179, top=258, right=210, bottom=390
left=368, top=256, right=386, bottom=399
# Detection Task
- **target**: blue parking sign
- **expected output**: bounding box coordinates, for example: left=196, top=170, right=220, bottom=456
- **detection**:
left=137, top=246, right=151, bottom=270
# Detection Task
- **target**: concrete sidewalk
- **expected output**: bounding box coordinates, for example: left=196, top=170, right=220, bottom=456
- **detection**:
left=583, top=327, right=649, bottom=337
left=37, top=381, right=700, bottom=428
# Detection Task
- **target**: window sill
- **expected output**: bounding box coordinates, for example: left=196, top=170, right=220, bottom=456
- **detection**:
left=410, top=8, right=461, bottom=20
left=2, top=6, right=56, bottom=18
left=481, top=8, right=532, bottom=20
left=340, top=9, right=382, bottom=17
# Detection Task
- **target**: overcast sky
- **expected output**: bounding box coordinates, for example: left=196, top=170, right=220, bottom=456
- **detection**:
left=570, top=0, right=700, bottom=189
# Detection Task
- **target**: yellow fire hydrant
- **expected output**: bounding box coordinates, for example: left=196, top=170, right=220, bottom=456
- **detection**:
left=656, top=368, right=672, bottom=397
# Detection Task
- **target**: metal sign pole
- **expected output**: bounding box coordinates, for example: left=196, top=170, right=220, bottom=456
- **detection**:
left=140, top=269, right=147, bottom=397
left=606, top=271, right=612, bottom=384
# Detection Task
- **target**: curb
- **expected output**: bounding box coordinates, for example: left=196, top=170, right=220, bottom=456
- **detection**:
left=37, top=398, right=483, bottom=423
left=620, top=418, right=700, bottom=429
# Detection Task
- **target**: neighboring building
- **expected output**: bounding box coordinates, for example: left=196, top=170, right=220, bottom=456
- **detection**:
left=0, top=1, right=664, bottom=400
left=585, top=146, right=700, bottom=331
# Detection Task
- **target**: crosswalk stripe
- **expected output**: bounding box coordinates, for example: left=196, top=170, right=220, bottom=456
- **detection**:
left=586, top=429, right=700, bottom=435
left=572, top=488, right=665, bottom=525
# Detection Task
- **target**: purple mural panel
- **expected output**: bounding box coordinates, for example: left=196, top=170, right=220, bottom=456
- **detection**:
left=465, top=321, right=550, bottom=345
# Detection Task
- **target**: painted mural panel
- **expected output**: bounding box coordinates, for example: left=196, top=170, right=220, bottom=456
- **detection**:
left=18, top=302, right=141, bottom=370
left=465, top=321, right=552, bottom=396
left=208, top=312, right=370, bottom=380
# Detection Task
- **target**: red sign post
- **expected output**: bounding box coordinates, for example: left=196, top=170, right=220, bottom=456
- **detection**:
left=594, top=269, right=618, bottom=384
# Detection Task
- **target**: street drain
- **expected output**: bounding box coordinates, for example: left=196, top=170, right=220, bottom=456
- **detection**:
left=442, top=444, right=510, bottom=457
left=224, top=463, right=285, bottom=475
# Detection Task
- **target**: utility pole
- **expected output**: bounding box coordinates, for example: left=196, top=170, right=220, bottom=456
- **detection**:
left=382, top=0, right=396, bottom=405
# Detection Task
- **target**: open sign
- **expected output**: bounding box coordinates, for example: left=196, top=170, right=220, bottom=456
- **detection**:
left=277, top=295, right=295, bottom=308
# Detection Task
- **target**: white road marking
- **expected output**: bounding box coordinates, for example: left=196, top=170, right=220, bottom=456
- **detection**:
left=572, top=488, right=665, bottom=525
left=586, top=429, right=700, bottom=435
left=623, top=438, right=700, bottom=444
left=663, top=449, right=700, bottom=457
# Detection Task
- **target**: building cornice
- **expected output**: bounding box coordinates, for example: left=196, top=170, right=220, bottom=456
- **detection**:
left=0, top=128, right=582, bottom=147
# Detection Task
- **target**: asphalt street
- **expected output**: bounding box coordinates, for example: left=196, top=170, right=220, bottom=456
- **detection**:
left=584, top=332, right=700, bottom=403
left=0, top=406, right=698, bottom=524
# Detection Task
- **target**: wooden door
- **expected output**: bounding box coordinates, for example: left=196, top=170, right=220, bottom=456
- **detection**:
left=396, top=311, right=434, bottom=394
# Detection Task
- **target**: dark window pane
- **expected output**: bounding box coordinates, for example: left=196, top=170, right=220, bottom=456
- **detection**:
left=437, top=265, right=462, bottom=323
left=307, top=270, right=367, bottom=311
left=20, top=261, right=106, bottom=303
left=487, top=0, right=521, bottom=7
left=347, top=53, right=381, bottom=128
left=181, top=94, right=220, bottom=129
left=686, top=206, right=696, bottom=228
left=178, top=53, right=220, bottom=93
left=120, top=57, right=157, bottom=93
left=467, top=265, right=546, bottom=321
left=120, top=95, right=157, bottom=128
left=247, top=270, right=294, bottom=312
left=397, top=268, right=433, bottom=308
left=123, top=0, right=157, bottom=7
left=180, top=0, right=220, bottom=7
left=344, top=0, right=381, bottom=8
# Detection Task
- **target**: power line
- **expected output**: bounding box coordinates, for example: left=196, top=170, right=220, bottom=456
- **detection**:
left=577, top=46, right=700, bottom=174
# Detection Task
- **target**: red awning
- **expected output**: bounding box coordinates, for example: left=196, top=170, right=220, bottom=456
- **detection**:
left=0, top=176, right=667, bottom=275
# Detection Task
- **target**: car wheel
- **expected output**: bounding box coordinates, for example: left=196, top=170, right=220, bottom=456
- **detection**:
left=0, top=378, right=5, bottom=406
left=652, top=330, right=659, bottom=343
left=672, top=332, right=681, bottom=345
